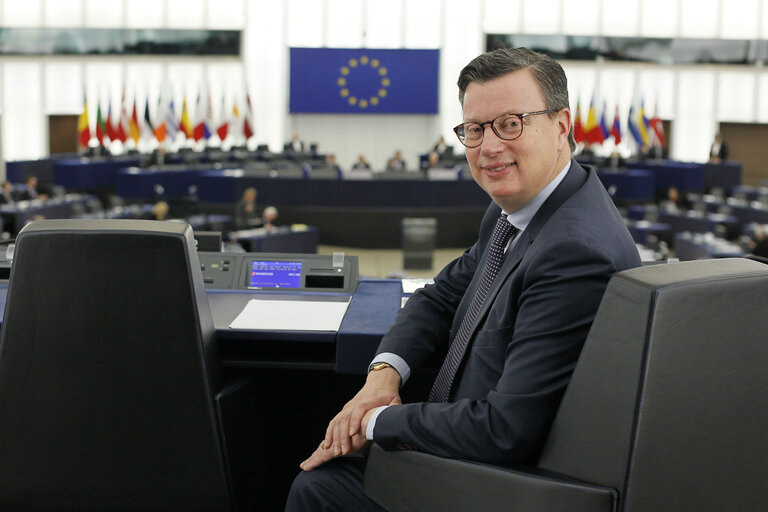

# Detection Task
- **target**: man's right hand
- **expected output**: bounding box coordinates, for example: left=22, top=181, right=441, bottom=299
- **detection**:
left=323, top=367, right=402, bottom=457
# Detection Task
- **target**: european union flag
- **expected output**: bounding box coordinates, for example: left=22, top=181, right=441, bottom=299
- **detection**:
left=289, top=48, right=439, bottom=114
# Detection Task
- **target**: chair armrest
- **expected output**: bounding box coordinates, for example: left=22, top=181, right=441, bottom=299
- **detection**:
left=364, top=444, right=616, bottom=512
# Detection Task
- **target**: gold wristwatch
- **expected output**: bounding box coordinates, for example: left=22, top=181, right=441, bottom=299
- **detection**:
left=368, top=361, right=393, bottom=373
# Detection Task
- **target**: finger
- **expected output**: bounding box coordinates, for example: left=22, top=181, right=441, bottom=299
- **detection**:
left=300, top=444, right=335, bottom=471
left=333, top=419, right=347, bottom=455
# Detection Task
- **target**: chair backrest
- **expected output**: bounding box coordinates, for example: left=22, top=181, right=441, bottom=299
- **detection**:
left=538, top=258, right=768, bottom=511
left=0, top=219, right=233, bottom=511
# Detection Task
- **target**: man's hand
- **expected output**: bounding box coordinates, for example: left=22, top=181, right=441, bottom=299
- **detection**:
left=324, top=367, right=401, bottom=457
left=300, top=408, right=376, bottom=471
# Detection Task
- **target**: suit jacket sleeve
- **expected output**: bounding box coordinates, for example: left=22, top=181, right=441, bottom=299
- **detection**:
left=373, top=233, right=622, bottom=466
left=374, top=206, right=497, bottom=372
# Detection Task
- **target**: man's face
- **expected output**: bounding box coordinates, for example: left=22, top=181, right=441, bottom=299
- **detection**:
left=461, top=69, right=571, bottom=213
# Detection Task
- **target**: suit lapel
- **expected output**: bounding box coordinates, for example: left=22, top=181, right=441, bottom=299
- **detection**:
left=461, top=159, right=589, bottom=339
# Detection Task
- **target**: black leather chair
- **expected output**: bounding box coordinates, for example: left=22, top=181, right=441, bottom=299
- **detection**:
left=365, top=258, right=768, bottom=511
left=0, top=219, right=264, bottom=511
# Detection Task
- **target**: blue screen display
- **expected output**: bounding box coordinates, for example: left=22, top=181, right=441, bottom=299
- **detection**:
left=248, top=260, right=302, bottom=289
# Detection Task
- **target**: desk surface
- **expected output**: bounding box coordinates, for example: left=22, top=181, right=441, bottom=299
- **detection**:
left=0, top=279, right=403, bottom=376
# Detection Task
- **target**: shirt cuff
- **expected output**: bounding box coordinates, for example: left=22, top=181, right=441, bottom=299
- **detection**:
left=365, top=405, right=389, bottom=440
left=370, top=352, right=411, bottom=385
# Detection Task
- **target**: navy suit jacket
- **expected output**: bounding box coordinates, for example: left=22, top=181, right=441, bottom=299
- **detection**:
left=373, top=159, right=641, bottom=466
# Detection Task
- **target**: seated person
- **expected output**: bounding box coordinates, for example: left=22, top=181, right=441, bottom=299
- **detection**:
left=751, top=227, right=768, bottom=259
left=18, top=176, right=47, bottom=201
left=351, top=154, right=371, bottom=171
left=262, top=206, right=278, bottom=232
left=286, top=46, right=641, bottom=511
left=432, top=135, right=453, bottom=157
left=325, top=154, right=343, bottom=174
left=149, top=201, right=170, bottom=221
left=284, top=131, right=306, bottom=153
left=385, top=150, right=407, bottom=171
left=0, top=181, right=14, bottom=206
left=234, top=187, right=261, bottom=230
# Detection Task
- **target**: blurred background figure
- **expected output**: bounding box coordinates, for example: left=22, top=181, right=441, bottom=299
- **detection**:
left=262, top=206, right=278, bottom=232
left=351, top=154, right=371, bottom=171
left=284, top=131, right=305, bottom=153
left=149, top=200, right=170, bottom=221
left=386, top=150, right=407, bottom=171
left=0, top=181, right=15, bottom=206
left=234, top=187, right=261, bottom=229
left=709, top=132, right=728, bottom=163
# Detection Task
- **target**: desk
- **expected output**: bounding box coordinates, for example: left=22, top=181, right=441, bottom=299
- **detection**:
left=53, top=157, right=142, bottom=190
left=674, top=233, right=744, bottom=260
left=597, top=169, right=655, bottom=202
left=658, top=210, right=739, bottom=236
left=231, top=226, right=318, bottom=253
left=0, top=195, right=100, bottom=235
left=207, top=278, right=402, bottom=374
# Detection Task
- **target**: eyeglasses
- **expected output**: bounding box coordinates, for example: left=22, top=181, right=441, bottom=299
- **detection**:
left=453, top=110, right=555, bottom=148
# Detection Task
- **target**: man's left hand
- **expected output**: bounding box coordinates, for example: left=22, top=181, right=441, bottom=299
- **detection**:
left=300, top=409, right=375, bottom=471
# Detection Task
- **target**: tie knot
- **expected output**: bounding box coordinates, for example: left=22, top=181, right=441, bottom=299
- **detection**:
left=492, top=214, right=517, bottom=249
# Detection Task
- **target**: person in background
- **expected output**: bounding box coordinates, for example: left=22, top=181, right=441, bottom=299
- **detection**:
left=709, top=133, right=728, bottom=163
left=284, top=131, right=306, bottom=153
left=262, top=206, right=279, bottom=232
left=286, top=47, right=640, bottom=511
left=234, top=187, right=261, bottom=230
left=19, top=176, right=46, bottom=201
left=0, top=181, right=15, bottom=206
left=751, top=227, right=768, bottom=259
left=432, top=135, right=453, bottom=157
left=385, top=150, right=407, bottom=171
left=325, top=154, right=343, bottom=174
left=351, top=154, right=371, bottom=171
left=150, top=201, right=170, bottom=221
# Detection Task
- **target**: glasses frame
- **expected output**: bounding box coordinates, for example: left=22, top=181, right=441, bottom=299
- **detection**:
left=453, top=109, right=555, bottom=148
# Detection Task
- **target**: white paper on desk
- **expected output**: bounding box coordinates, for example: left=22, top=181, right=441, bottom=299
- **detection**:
left=229, top=298, right=350, bottom=331
left=402, top=278, right=434, bottom=294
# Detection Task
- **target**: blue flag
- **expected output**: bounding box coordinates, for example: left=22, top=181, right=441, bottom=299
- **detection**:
left=289, top=48, right=439, bottom=114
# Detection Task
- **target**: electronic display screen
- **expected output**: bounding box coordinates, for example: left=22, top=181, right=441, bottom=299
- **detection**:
left=248, top=260, right=302, bottom=289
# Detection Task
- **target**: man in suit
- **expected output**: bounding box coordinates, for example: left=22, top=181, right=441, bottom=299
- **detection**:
left=709, top=132, right=728, bottom=162
left=286, top=47, right=640, bottom=510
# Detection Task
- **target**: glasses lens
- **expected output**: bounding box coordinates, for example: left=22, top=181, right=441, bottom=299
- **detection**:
left=493, top=115, right=522, bottom=140
left=461, top=123, right=483, bottom=147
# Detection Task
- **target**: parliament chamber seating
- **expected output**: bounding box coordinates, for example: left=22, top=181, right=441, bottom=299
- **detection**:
left=0, top=219, right=263, bottom=511
left=365, top=258, right=768, bottom=511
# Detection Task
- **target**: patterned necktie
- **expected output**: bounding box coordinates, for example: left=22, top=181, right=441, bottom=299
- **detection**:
left=428, top=213, right=519, bottom=403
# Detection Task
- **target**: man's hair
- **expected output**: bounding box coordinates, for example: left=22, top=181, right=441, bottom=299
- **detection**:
left=458, top=47, right=575, bottom=152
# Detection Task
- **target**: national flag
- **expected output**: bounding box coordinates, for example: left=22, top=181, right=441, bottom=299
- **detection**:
left=106, top=101, right=119, bottom=142
left=611, top=106, right=622, bottom=144
left=193, top=90, right=211, bottom=142
left=637, top=100, right=649, bottom=146
left=573, top=99, right=585, bottom=144
left=144, top=96, right=154, bottom=137
left=216, top=94, right=229, bottom=141
left=129, top=99, right=140, bottom=143
left=117, top=88, right=128, bottom=143
left=78, top=92, right=90, bottom=148
left=585, top=97, right=604, bottom=144
left=95, top=101, right=107, bottom=145
left=243, top=90, right=254, bottom=139
left=599, top=102, right=610, bottom=141
left=153, top=93, right=167, bottom=143
left=627, top=105, right=642, bottom=146
left=166, top=98, right=179, bottom=140
left=649, top=102, right=665, bottom=147
left=179, top=96, right=192, bottom=138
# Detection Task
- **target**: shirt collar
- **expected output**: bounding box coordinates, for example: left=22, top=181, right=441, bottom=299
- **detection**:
left=503, top=160, right=571, bottom=231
